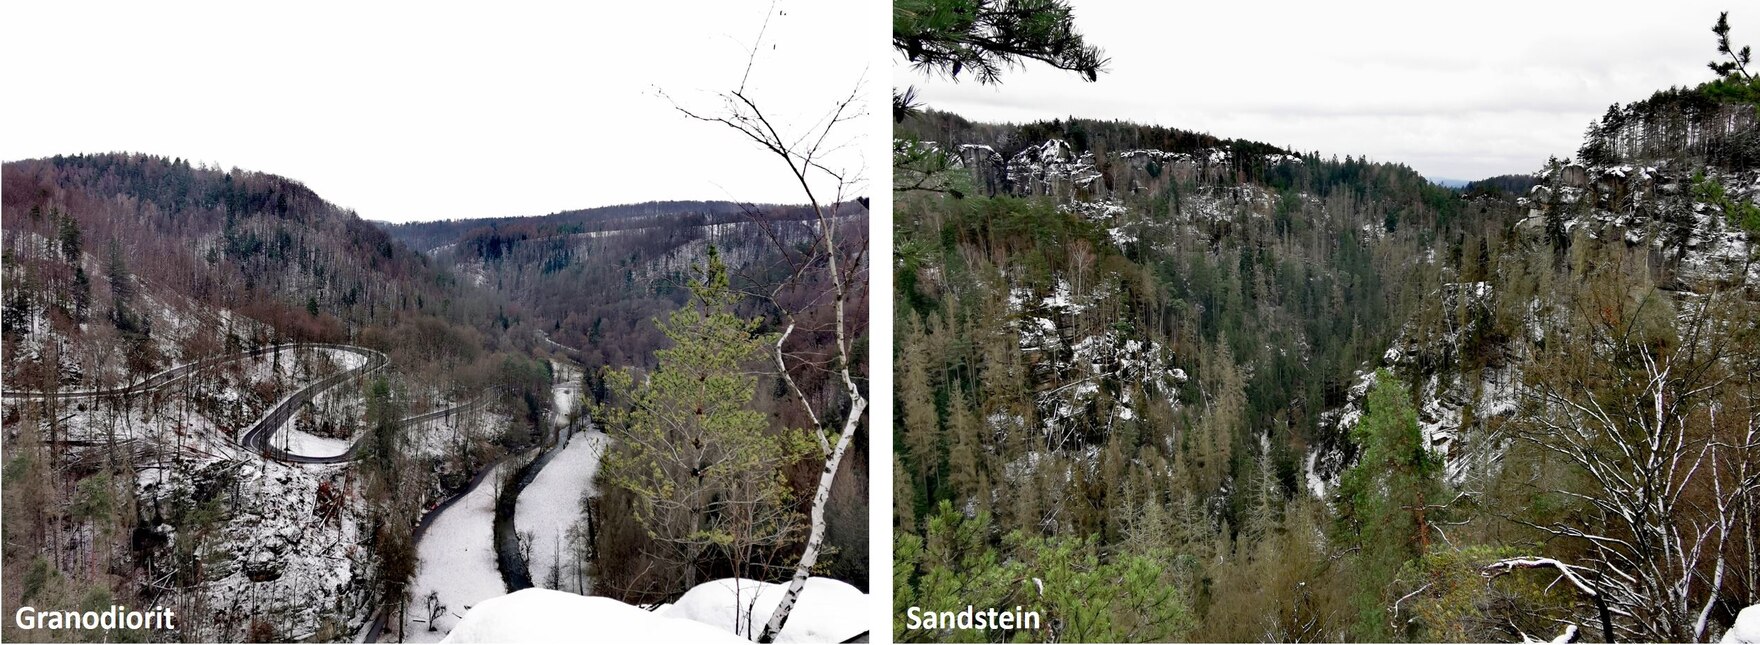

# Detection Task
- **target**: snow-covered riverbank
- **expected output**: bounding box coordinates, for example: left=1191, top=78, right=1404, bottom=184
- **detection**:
left=513, top=429, right=608, bottom=594
left=395, top=461, right=512, bottom=643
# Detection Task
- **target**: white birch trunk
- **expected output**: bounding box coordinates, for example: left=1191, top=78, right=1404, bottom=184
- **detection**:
left=759, top=392, right=864, bottom=642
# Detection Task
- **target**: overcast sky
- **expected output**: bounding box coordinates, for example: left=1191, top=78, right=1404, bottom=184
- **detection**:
left=2, top=1, right=872, bottom=222
left=898, top=1, right=1749, bottom=182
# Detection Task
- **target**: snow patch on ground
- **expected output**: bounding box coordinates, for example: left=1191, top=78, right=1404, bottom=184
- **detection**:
left=404, top=404, right=504, bottom=465
left=548, top=360, right=582, bottom=428
left=1725, top=604, right=1760, bottom=643
left=271, top=427, right=352, bottom=458
left=662, top=577, right=871, bottom=643
left=1304, top=451, right=1331, bottom=499
left=440, top=588, right=747, bottom=644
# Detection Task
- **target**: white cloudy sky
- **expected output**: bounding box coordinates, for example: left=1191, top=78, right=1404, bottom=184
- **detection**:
left=1, top=1, right=873, bottom=222
left=898, top=0, right=1749, bottom=181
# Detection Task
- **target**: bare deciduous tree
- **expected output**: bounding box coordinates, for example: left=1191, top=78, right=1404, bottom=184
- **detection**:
left=664, top=8, right=870, bottom=641
left=1494, top=288, right=1760, bottom=642
left=423, top=591, right=446, bottom=633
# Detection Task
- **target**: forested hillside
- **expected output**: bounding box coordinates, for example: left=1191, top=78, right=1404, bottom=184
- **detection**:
left=3, top=154, right=576, bottom=641
left=380, top=201, right=758, bottom=254
left=894, top=63, right=1760, bottom=644
left=382, top=201, right=866, bottom=395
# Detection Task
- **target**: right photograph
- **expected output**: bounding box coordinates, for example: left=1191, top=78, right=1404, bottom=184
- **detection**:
left=891, top=1, right=1760, bottom=642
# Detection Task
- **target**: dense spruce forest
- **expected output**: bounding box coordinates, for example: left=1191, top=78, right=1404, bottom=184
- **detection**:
left=893, top=42, right=1760, bottom=645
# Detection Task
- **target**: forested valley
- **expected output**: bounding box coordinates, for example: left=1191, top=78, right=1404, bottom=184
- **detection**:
left=383, top=196, right=874, bottom=609
left=1, top=152, right=868, bottom=643
left=892, top=30, right=1760, bottom=643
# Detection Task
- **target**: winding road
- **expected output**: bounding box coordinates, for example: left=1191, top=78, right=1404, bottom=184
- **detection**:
left=229, top=345, right=484, bottom=464
left=6, top=342, right=481, bottom=464
left=13, top=340, right=506, bottom=643
left=237, top=344, right=386, bottom=464
left=1, top=342, right=309, bottom=400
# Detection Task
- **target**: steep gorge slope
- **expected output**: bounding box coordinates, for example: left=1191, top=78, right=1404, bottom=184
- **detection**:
left=895, top=83, right=1760, bottom=641
left=2, top=154, right=538, bottom=642
left=897, top=112, right=1455, bottom=522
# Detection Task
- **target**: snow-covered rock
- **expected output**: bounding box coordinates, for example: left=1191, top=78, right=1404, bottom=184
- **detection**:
left=440, top=588, right=748, bottom=644
left=662, top=577, right=870, bottom=643
left=1725, top=604, right=1760, bottom=643
left=1005, top=274, right=1183, bottom=447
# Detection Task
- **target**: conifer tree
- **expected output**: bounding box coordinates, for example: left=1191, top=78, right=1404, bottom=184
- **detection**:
left=894, top=0, right=1109, bottom=88
left=892, top=0, right=1108, bottom=120
left=597, top=246, right=812, bottom=590
left=1335, top=370, right=1442, bottom=640
left=56, top=211, right=81, bottom=261
left=1711, top=12, right=1755, bottom=82
left=900, top=318, right=942, bottom=493
left=945, top=390, right=985, bottom=516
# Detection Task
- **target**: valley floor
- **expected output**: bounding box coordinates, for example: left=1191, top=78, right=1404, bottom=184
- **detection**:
left=515, top=429, right=607, bottom=595
left=397, top=367, right=603, bottom=642
left=394, top=460, right=512, bottom=643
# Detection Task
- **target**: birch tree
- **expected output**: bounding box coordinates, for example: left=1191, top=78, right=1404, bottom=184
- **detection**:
left=664, top=8, right=870, bottom=640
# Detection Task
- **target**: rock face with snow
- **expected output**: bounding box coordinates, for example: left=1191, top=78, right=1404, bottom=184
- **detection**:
left=1006, top=279, right=1184, bottom=451
left=440, top=588, right=750, bottom=644
left=1008, top=139, right=1102, bottom=198
left=1305, top=281, right=1521, bottom=494
left=923, top=135, right=1307, bottom=203
left=1518, top=161, right=1760, bottom=286
left=1306, top=152, right=1760, bottom=500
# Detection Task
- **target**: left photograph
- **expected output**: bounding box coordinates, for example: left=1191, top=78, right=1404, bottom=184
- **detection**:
left=1, top=3, right=870, bottom=643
